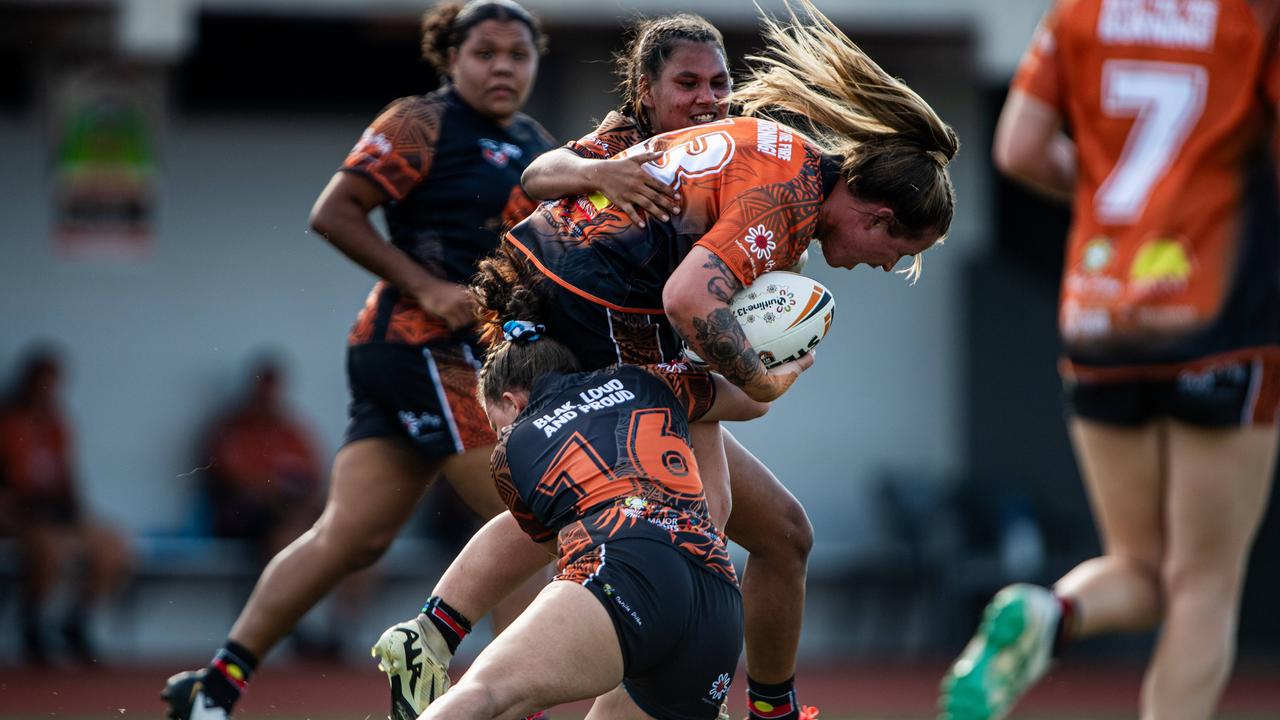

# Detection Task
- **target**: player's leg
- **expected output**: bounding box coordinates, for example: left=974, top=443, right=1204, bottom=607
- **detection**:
left=1139, top=421, right=1276, bottom=720
left=691, top=421, right=732, bottom=529
left=583, top=687, right=658, bottom=720
left=721, top=429, right=815, bottom=720
left=941, top=415, right=1166, bottom=720
left=163, top=437, right=440, bottom=720
left=1054, top=418, right=1166, bottom=633
left=423, top=581, right=625, bottom=720
left=440, top=445, right=550, bottom=637
left=17, top=523, right=70, bottom=663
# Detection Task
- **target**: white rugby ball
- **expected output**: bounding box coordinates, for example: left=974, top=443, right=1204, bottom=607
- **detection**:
left=686, top=271, right=836, bottom=369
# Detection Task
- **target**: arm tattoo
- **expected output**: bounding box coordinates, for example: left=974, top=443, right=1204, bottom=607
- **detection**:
left=702, top=253, right=742, bottom=303
left=690, top=307, right=764, bottom=388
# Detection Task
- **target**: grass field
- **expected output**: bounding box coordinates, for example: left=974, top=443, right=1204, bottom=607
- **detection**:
left=1, top=660, right=1277, bottom=719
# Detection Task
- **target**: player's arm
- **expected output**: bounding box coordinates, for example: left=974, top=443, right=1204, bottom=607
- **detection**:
left=521, top=147, right=679, bottom=227
left=309, top=172, right=475, bottom=330
left=663, top=246, right=813, bottom=403
left=993, top=89, right=1075, bottom=201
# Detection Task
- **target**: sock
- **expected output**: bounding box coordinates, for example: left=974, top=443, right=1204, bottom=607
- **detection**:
left=203, top=640, right=258, bottom=712
left=1053, top=594, right=1076, bottom=658
left=421, top=596, right=472, bottom=655
left=747, top=676, right=799, bottom=720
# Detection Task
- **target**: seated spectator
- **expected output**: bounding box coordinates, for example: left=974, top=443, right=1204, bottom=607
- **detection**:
left=201, top=357, right=324, bottom=560
left=0, top=346, right=133, bottom=665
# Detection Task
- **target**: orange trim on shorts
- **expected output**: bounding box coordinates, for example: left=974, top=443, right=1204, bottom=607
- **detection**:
left=1247, top=356, right=1280, bottom=425
left=1060, top=347, right=1280, bottom=384
left=504, top=233, right=665, bottom=315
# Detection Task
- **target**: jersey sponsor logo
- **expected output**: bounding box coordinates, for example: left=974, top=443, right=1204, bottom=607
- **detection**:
left=479, top=138, right=523, bottom=168
left=1062, top=299, right=1113, bottom=341
left=1082, top=236, right=1115, bottom=274
left=1097, top=0, right=1219, bottom=51
left=755, top=120, right=794, bottom=161
left=1129, top=236, right=1192, bottom=294
left=353, top=128, right=392, bottom=157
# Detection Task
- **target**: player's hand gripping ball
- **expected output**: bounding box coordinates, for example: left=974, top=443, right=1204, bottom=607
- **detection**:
left=686, top=271, right=835, bottom=369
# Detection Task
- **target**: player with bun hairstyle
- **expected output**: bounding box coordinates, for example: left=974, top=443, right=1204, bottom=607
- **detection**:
left=160, top=3, right=554, bottom=720
left=941, top=2, right=1280, bottom=719
left=418, top=247, right=765, bottom=720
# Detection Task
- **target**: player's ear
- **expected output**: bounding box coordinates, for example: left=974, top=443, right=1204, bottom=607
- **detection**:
left=639, top=74, right=655, bottom=109
left=502, top=390, right=528, bottom=414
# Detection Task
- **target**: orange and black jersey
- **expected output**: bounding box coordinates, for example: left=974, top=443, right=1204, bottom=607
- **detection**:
left=342, top=86, right=554, bottom=345
left=1015, top=0, right=1280, bottom=373
left=505, top=117, right=838, bottom=314
left=492, top=364, right=735, bottom=585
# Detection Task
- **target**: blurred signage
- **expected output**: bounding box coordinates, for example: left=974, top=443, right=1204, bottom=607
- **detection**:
left=50, top=65, right=161, bottom=261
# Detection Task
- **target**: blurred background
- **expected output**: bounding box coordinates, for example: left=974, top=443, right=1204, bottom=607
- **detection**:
left=0, top=0, right=1277, bottom=716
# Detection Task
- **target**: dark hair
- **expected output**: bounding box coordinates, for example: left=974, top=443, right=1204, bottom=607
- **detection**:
left=613, top=13, right=727, bottom=137
left=471, top=243, right=579, bottom=409
left=421, top=0, right=548, bottom=77
left=734, top=0, right=958, bottom=278
left=8, top=345, right=62, bottom=407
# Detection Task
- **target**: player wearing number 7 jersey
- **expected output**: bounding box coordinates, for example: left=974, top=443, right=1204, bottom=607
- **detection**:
left=940, top=2, right=1280, bottom=719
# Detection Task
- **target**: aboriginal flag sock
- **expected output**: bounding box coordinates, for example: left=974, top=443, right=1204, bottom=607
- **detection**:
left=747, top=676, right=799, bottom=720
left=421, top=596, right=472, bottom=655
left=203, top=640, right=258, bottom=712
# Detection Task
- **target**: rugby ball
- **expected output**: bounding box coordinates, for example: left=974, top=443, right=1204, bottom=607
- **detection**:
left=686, top=271, right=835, bottom=369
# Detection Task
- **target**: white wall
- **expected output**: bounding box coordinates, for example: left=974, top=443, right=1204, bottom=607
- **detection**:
left=1, top=112, right=373, bottom=532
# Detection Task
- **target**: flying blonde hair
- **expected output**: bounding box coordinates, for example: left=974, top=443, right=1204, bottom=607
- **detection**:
left=733, top=0, right=959, bottom=283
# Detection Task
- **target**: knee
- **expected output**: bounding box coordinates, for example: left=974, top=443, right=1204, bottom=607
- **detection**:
left=1160, top=556, right=1243, bottom=613
left=734, top=494, right=813, bottom=564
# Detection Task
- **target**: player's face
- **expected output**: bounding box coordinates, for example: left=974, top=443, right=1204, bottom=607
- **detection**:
left=641, top=41, right=731, bottom=135
left=816, top=181, right=939, bottom=272
left=448, top=19, right=539, bottom=123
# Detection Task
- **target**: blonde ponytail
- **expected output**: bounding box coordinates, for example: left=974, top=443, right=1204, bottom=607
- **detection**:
left=734, top=0, right=958, bottom=280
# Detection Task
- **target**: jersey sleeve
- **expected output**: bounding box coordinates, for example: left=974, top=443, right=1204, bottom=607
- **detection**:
left=638, top=364, right=717, bottom=422
left=565, top=112, right=645, bottom=160
left=340, top=96, right=444, bottom=202
left=1011, top=3, right=1068, bottom=111
left=694, top=141, right=823, bottom=286
left=491, top=429, right=556, bottom=543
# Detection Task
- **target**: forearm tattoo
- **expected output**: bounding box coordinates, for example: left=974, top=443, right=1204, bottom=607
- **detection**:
left=690, top=307, right=765, bottom=388
left=702, top=253, right=741, bottom=303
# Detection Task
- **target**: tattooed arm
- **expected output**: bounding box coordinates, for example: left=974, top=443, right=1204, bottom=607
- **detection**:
left=663, top=247, right=812, bottom=403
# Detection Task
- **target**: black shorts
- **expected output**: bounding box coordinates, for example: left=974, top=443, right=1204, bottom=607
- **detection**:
left=1064, top=354, right=1280, bottom=427
left=344, top=341, right=497, bottom=460
left=562, top=538, right=743, bottom=720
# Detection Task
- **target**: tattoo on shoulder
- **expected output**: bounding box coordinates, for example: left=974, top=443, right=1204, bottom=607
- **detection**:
left=690, top=307, right=762, bottom=388
left=702, top=253, right=742, bottom=303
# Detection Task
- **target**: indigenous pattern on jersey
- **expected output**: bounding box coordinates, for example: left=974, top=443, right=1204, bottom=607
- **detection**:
left=342, top=86, right=555, bottom=346
left=492, top=364, right=733, bottom=584
left=506, top=117, right=825, bottom=313
left=564, top=111, right=646, bottom=160
left=1014, top=0, right=1280, bottom=376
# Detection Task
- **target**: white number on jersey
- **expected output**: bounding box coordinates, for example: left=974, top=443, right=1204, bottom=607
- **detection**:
left=1094, top=60, right=1208, bottom=224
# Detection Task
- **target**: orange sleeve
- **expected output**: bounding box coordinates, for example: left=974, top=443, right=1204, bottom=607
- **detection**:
left=1011, top=3, right=1069, bottom=112
left=491, top=430, right=555, bottom=543
left=340, top=96, right=444, bottom=202
left=694, top=141, right=823, bottom=287
left=565, top=112, right=645, bottom=160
